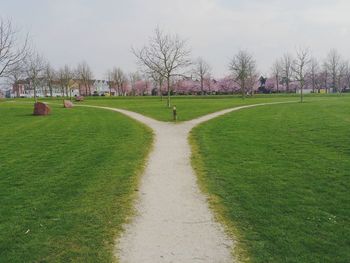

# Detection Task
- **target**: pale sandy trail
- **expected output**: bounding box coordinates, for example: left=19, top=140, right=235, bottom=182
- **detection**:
left=79, top=101, right=294, bottom=263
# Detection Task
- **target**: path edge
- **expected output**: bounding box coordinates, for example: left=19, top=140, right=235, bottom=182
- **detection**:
left=188, top=101, right=298, bottom=262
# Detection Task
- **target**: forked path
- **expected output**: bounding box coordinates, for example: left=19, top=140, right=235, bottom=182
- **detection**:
left=82, top=102, right=292, bottom=263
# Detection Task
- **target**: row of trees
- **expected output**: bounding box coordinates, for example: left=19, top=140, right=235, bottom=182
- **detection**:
left=133, top=27, right=350, bottom=104
left=2, top=17, right=349, bottom=104
left=0, top=18, right=94, bottom=101
left=270, top=49, right=350, bottom=97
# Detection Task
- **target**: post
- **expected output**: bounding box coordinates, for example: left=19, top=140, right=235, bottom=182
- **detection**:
left=173, top=105, right=177, bottom=122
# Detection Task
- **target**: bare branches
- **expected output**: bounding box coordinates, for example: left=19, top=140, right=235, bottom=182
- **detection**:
left=308, top=57, right=320, bottom=93
left=0, top=18, right=30, bottom=78
left=112, top=67, right=128, bottom=96
left=292, top=47, right=310, bottom=102
left=43, top=62, right=56, bottom=97
left=106, top=67, right=128, bottom=96
left=129, top=71, right=142, bottom=96
left=132, top=27, right=191, bottom=106
left=325, top=49, right=342, bottom=92
left=271, top=60, right=282, bottom=92
left=58, top=65, right=75, bottom=100
left=193, top=57, right=211, bottom=95
left=25, top=52, right=46, bottom=102
left=280, top=53, right=293, bottom=92
left=76, top=61, right=93, bottom=96
left=229, top=50, right=257, bottom=98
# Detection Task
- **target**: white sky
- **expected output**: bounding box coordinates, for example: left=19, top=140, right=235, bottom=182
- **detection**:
left=2, top=0, right=350, bottom=79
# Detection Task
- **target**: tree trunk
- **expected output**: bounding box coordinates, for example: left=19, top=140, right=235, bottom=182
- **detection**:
left=61, top=87, right=65, bottom=105
left=201, top=77, right=204, bottom=95
left=34, top=85, right=37, bottom=103
left=167, top=77, right=171, bottom=107
left=300, top=80, right=304, bottom=103
left=159, top=80, right=163, bottom=101
left=241, top=80, right=245, bottom=99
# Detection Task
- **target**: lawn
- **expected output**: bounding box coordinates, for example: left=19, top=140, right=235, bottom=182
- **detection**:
left=0, top=102, right=152, bottom=262
left=13, top=94, right=341, bottom=122
left=26, top=94, right=306, bottom=122
left=190, top=97, right=350, bottom=262
left=80, top=95, right=299, bottom=122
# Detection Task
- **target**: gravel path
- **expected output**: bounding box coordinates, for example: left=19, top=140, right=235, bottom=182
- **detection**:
left=80, top=102, right=292, bottom=263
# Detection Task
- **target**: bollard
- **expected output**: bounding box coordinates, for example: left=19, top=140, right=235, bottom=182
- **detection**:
left=173, top=105, right=177, bottom=121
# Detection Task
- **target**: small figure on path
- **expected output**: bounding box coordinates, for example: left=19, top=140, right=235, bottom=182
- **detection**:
left=173, top=105, right=177, bottom=121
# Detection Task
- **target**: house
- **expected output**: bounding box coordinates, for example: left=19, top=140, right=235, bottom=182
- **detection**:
left=93, top=80, right=110, bottom=95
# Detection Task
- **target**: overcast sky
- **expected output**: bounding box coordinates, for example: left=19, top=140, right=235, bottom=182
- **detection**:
left=2, top=0, right=350, bottom=79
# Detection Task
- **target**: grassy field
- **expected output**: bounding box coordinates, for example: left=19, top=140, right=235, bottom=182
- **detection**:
left=0, top=102, right=152, bottom=262
left=12, top=94, right=343, bottom=122
left=25, top=94, right=305, bottom=122
left=190, top=97, right=350, bottom=262
left=79, top=95, right=300, bottom=121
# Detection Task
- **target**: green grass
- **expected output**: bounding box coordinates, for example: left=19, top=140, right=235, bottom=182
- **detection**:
left=190, top=97, right=350, bottom=262
left=26, top=94, right=302, bottom=122
left=79, top=95, right=300, bottom=121
left=12, top=94, right=347, bottom=122
left=0, top=103, right=152, bottom=262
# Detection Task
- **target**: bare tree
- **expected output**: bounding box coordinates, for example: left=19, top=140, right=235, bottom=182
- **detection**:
left=111, top=67, right=127, bottom=96
left=129, top=71, right=141, bottom=96
left=148, top=70, right=164, bottom=98
left=205, top=72, right=212, bottom=94
left=7, top=60, right=26, bottom=97
left=281, top=53, right=293, bottom=92
left=292, top=47, right=310, bottom=103
left=44, top=62, right=56, bottom=97
left=76, top=61, right=93, bottom=96
left=26, top=52, right=45, bottom=102
left=321, top=61, right=329, bottom=93
left=106, top=70, right=115, bottom=96
left=325, top=49, right=341, bottom=93
left=337, top=60, right=347, bottom=94
left=58, top=65, right=75, bottom=102
left=0, top=18, right=29, bottom=78
left=229, top=50, right=257, bottom=99
left=193, top=57, right=211, bottom=95
left=271, top=60, right=281, bottom=92
left=309, top=57, right=320, bottom=93
left=133, top=27, right=191, bottom=107
left=343, top=61, right=350, bottom=91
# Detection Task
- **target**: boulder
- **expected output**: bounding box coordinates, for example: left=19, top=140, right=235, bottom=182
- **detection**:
left=33, top=102, right=51, bottom=116
left=64, top=100, right=74, bottom=108
left=75, top=96, right=84, bottom=102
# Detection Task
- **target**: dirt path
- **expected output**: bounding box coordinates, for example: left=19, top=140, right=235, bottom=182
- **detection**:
left=80, top=102, right=293, bottom=263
